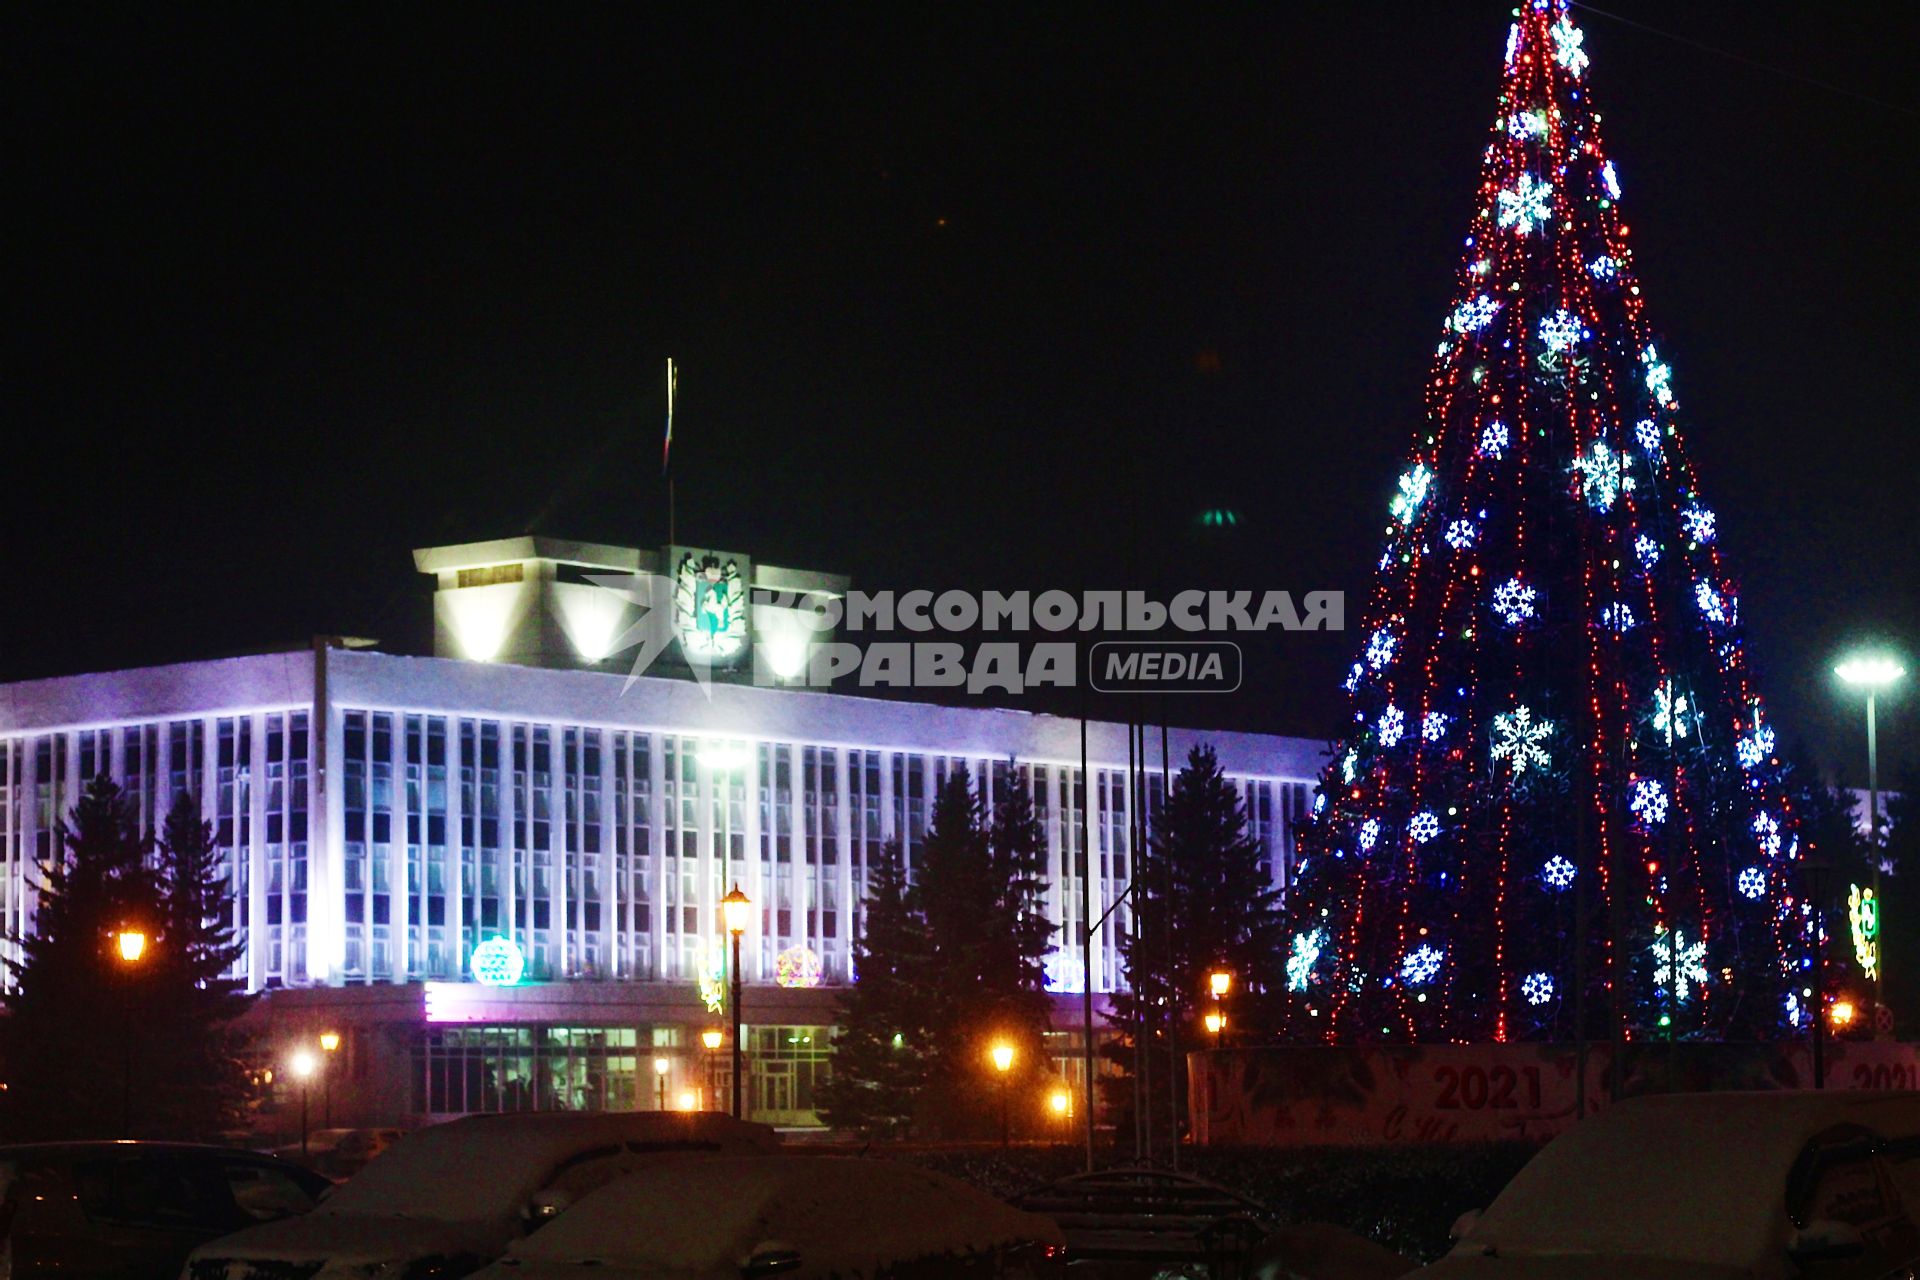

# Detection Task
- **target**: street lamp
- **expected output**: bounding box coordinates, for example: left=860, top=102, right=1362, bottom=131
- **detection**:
left=289, top=1050, right=319, bottom=1159
left=990, top=1042, right=1016, bottom=1149
left=653, top=1056, right=671, bottom=1111
left=1048, top=1086, right=1072, bottom=1138
left=319, top=1031, right=341, bottom=1127
left=1207, top=967, right=1231, bottom=1050
left=114, top=929, right=149, bottom=1136
left=1837, top=654, right=1905, bottom=1027
left=721, top=884, right=752, bottom=1120
left=701, top=1029, right=723, bottom=1111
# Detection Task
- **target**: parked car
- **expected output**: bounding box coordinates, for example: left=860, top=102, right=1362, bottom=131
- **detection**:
left=183, top=1110, right=778, bottom=1280
left=467, top=1154, right=1066, bottom=1280
left=0, top=1140, right=330, bottom=1280
left=1411, top=1090, right=1920, bottom=1279
left=269, top=1126, right=405, bottom=1179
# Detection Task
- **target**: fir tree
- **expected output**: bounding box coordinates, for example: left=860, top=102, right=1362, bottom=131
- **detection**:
left=985, top=761, right=1056, bottom=1007
left=915, top=767, right=1051, bottom=1136
left=1285, top=1, right=1808, bottom=1043
left=817, top=840, right=929, bottom=1137
left=147, top=791, right=257, bottom=1138
left=1, top=775, right=161, bottom=1140
left=1105, top=745, right=1285, bottom=1138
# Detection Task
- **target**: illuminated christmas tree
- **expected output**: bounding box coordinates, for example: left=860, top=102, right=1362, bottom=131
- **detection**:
left=1285, top=1, right=1810, bottom=1043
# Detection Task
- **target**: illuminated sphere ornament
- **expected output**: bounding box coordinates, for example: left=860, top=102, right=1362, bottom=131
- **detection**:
left=470, top=936, right=526, bottom=987
left=775, top=945, right=823, bottom=990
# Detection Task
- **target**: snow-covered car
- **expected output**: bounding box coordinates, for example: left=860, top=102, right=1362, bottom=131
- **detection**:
left=1411, top=1090, right=1920, bottom=1279
left=0, top=1141, right=330, bottom=1280
left=464, top=1155, right=1066, bottom=1280
left=183, top=1110, right=778, bottom=1280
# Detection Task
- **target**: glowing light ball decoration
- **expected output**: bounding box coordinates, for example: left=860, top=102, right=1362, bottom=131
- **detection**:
left=775, top=945, right=824, bottom=989
left=470, top=936, right=526, bottom=987
left=1283, top=0, right=1807, bottom=1046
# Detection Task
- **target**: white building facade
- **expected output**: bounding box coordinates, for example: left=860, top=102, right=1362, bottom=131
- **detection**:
left=0, top=539, right=1321, bottom=1128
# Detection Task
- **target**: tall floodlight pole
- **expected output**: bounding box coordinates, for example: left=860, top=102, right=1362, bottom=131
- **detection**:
left=1837, top=656, right=1905, bottom=1031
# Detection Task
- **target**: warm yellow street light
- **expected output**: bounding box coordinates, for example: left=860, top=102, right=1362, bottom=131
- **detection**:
left=117, top=930, right=147, bottom=963
left=1837, top=652, right=1906, bottom=1030
left=989, top=1043, right=1017, bottom=1148
left=319, top=1031, right=341, bottom=1054
left=653, top=1056, right=672, bottom=1110
left=720, top=885, right=752, bottom=1119
left=1208, top=969, right=1232, bottom=998
left=677, top=1090, right=699, bottom=1111
left=318, top=1031, right=342, bottom=1127
left=1831, top=999, right=1858, bottom=1030
left=1204, top=1011, right=1226, bottom=1039
left=990, top=1042, right=1016, bottom=1074
left=289, top=1050, right=319, bottom=1159
left=702, top=1028, right=723, bottom=1051
left=1048, top=1088, right=1072, bottom=1118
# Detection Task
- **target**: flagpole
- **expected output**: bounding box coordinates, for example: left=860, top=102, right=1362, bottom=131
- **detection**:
left=664, top=357, right=677, bottom=547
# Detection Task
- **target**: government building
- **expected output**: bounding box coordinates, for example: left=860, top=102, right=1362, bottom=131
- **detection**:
left=0, top=537, right=1321, bottom=1131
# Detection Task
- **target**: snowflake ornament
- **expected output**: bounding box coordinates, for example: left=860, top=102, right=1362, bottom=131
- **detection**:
left=1681, top=506, right=1717, bottom=543
left=1479, top=419, right=1510, bottom=458
left=1422, top=711, right=1451, bottom=742
left=1542, top=855, right=1577, bottom=890
left=1550, top=16, right=1589, bottom=78
left=1377, top=704, right=1406, bottom=748
left=1601, top=603, right=1635, bottom=633
left=1390, top=464, right=1433, bottom=525
left=1631, top=778, right=1670, bottom=825
left=1736, top=724, right=1777, bottom=770
left=1635, top=418, right=1662, bottom=455
left=1573, top=440, right=1633, bottom=511
left=1522, top=972, right=1555, bottom=1005
left=1588, top=255, right=1618, bottom=281
left=1409, top=811, right=1441, bottom=844
left=1753, top=812, right=1782, bottom=857
left=1493, top=577, right=1537, bottom=625
left=1344, top=662, right=1364, bottom=692
left=1634, top=534, right=1661, bottom=568
left=1497, top=173, right=1554, bottom=234
left=1445, top=519, right=1479, bottom=550
left=1287, top=929, right=1325, bottom=992
left=1341, top=750, right=1359, bottom=784
left=1644, top=347, right=1675, bottom=406
left=1738, top=867, right=1767, bottom=900
left=1452, top=295, right=1502, bottom=333
left=1538, top=309, right=1586, bottom=353
left=1653, top=683, right=1692, bottom=744
left=1401, top=944, right=1443, bottom=987
left=1358, top=818, right=1381, bottom=851
left=1366, top=628, right=1398, bottom=670
left=1695, top=582, right=1727, bottom=624
left=1492, top=706, right=1554, bottom=776
left=1653, top=929, right=1709, bottom=1002
left=1600, top=160, right=1621, bottom=201
left=1509, top=109, right=1548, bottom=140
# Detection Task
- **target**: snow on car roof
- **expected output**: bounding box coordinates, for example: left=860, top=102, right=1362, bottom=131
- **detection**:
left=320, top=1111, right=777, bottom=1223
left=1463, top=1091, right=1920, bottom=1269
left=499, top=1155, right=1065, bottom=1278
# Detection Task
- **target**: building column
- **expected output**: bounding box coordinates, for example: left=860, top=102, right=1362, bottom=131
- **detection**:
left=446, top=717, right=464, bottom=980
left=248, top=712, right=269, bottom=991
left=648, top=734, right=666, bottom=979
left=599, top=726, right=616, bottom=978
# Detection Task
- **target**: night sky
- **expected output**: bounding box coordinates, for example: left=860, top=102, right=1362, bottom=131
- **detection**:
left=9, top=3, right=1915, bottom=787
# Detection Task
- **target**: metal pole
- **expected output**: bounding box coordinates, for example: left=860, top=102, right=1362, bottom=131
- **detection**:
left=1160, top=720, right=1178, bottom=1172
left=301, top=1081, right=311, bottom=1159
left=1869, top=691, right=1883, bottom=1031
left=1080, top=714, right=1095, bottom=1172
left=324, top=1060, right=333, bottom=1129
left=731, top=931, right=745, bottom=1119
left=1001, top=1073, right=1011, bottom=1150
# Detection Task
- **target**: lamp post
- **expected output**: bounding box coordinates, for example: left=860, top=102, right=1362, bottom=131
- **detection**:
left=1207, top=968, right=1231, bottom=1050
left=653, top=1056, right=671, bottom=1111
left=319, top=1031, right=341, bottom=1128
left=990, top=1042, right=1015, bottom=1149
left=115, top=930, right=148, bottom=1137
left=1837, top=655, right=1905, bottom=1029
left=702, top=1028, right=723, bottom=1110
left=721, top=885, right=752, bottom=1120
left=289, top=1050, right=318, bottom=1159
